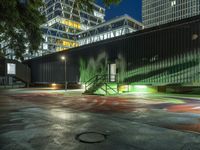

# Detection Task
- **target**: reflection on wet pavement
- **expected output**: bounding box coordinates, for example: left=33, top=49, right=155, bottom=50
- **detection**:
left=0, top=89, right=200, bottom=150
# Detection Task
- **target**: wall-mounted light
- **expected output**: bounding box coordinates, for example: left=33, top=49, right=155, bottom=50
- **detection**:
left=52, top=83, right=57, bottom=87
left=133, top=85, right=148, bottom=89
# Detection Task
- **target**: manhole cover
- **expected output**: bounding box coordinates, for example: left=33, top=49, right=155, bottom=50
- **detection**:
left=181, top=143, right=200, bottom=150
left=75, top=132, right=107, bottom=143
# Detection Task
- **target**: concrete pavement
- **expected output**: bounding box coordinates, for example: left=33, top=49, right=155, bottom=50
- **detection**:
left=0, top=88, right=200, bottom=150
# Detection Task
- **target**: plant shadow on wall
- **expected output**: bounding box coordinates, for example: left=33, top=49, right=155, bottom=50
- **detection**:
left=116, top=54, right=126, bottom=83
left=79, top=52, right=127, bottom=83
left=79, top=51, right=108, bottom=83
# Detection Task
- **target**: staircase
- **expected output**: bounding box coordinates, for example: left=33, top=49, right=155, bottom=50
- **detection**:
left=84, top=74, right=118, bottom=95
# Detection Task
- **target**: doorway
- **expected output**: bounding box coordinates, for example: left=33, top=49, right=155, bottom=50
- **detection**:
left=108, top=63, right=116, bottom=82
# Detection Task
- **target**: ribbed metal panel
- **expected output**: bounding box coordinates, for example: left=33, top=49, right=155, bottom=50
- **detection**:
left=26, top=15, right=200, bottom=86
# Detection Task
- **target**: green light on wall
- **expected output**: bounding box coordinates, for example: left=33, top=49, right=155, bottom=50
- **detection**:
left=134, top=85, right=148, bottom=89
left=130, top=85, right=156, bottom=93
left=95, top=83, right=118, bottom=95
left=118, top=85, right=129, bottom=93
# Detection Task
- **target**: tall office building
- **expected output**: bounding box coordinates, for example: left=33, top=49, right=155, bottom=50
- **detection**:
left=2, top=0, right=143, bottom=60
left=33, top=0, right=143, bottom=58
left=142, top=0, right=200, bottom=27
left=37, top=0, right=105, bottom=56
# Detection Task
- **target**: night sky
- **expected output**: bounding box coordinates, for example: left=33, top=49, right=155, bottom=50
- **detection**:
left=96, top=0, right=142, bottom=22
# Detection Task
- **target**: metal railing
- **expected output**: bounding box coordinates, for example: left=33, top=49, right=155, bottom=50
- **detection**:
left=84, top=74, right=118, bottom=95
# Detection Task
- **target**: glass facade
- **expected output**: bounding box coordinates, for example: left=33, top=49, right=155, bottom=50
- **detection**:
left=32, top=3, right=143, bottom=59
left=34, top=0, right=105, bottom=57
left=143, top=0, right=200, bottom=27
left=77, top=15, right=144, bottom=46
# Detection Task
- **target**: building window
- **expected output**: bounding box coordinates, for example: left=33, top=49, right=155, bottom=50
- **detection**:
left=171, top=0, right=176, bottom=7
left=7, top=63, right=16, bottom=75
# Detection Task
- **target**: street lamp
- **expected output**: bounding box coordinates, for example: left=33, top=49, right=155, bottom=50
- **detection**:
left=61, top=56, right=67, bottom=91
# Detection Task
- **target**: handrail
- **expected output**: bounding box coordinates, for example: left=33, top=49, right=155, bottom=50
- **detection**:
left=85, top=75, right=97, bottom=85
left=85, top=74, right=108, bottom=90
left=85, top=75, right=97, bottom=90
left=84, top=74, right=118, bottom=95
left=105, top=83, right=118, bottom=94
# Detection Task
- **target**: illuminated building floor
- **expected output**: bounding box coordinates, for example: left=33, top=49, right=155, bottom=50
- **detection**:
left=0, top=88, right=200, bottom=149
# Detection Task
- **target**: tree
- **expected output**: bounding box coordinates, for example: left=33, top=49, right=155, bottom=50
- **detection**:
left=0, top=0, right=45, bottom=61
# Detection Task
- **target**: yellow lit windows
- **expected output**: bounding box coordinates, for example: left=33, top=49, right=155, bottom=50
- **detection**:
left=61, top=19, right=81, bottom=29
left=56, top=39, right=79, bottom=50
left=63, top=40, right=79, bottom=47
left=56, top=47, right=67, bottom=51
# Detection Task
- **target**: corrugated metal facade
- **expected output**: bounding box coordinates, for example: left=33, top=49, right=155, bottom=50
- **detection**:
left=26, top=15, right=200, bottom=86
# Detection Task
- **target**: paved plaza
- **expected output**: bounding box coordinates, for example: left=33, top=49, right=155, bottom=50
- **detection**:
left=0, top=88, right=200, bottom=150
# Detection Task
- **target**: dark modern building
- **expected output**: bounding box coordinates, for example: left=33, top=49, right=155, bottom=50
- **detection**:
left=25, top=15, right=200, bottom=94
left=142, top=0, right=200, bottom=27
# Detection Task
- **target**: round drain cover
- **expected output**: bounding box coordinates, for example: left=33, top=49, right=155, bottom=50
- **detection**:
left=76, top=132, right=106, bottom=143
